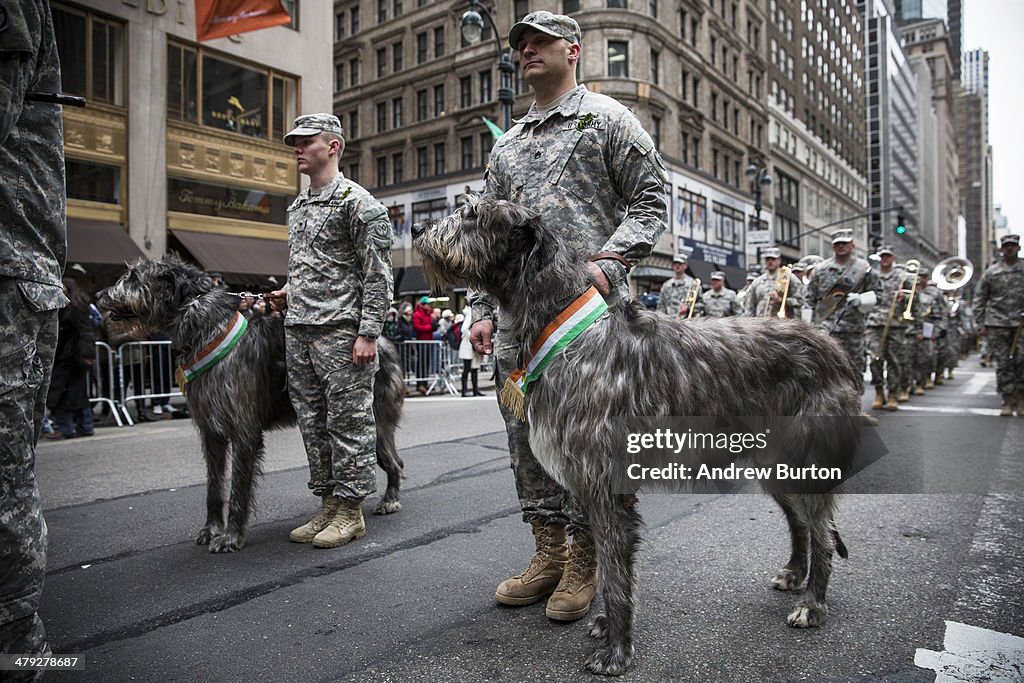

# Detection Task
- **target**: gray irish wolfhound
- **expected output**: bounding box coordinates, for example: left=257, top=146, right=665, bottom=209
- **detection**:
left=412, top=195, right=861, bottom=676
left=98, top=257, right=405, bottom=553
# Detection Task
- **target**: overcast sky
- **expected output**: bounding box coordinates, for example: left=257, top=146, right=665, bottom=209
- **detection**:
left=962, top=0, right=1024, bottom=232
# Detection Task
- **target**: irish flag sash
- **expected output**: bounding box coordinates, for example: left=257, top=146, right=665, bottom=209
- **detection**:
left=499, top=287, right=608, bottom=420
left=175, top=310, right=248, bottom=390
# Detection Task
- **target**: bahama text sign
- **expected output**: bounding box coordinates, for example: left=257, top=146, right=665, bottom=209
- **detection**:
left=195, top=0, right=291, bottom=42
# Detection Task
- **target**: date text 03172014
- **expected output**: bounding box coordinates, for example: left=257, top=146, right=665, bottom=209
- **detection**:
left=0, top=655, right=85, bottom=671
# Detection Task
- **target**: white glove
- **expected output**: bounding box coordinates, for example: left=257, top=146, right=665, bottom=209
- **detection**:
left=846, top=292, right=862, bottom=307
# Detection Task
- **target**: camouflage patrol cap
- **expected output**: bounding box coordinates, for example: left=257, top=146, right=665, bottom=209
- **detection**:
left=790, top=263, right=806, bottom=273
left=877, top=244, right=895, bottom=256
left=1000, top=234, right=1020, bottom=246
left=710, top=271, right=725, bottom=280
left=831, top=228, right=854, bottom=244
left=672, top=253, right=689, bottom=264
left=283, top=113, right=344, bottom=146
left=508, top=11, right=582, bottom=49
left=762, top=247, right=782, bottom=259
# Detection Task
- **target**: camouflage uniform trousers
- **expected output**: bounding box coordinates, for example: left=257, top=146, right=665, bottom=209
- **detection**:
left=911, top=336, right=936, bottom=387
left=985, top=327, right=1024, bottom=397
left=866, top=326, right=907, bottom=394
left=940, top=329, right=960, bottom=371
left=494, top=328, right=586, bottom=533
left=0, top=279, right=57, bottom=663
left=829, top=330, right=867, bottom=394
left=285, top=324, right=377, bottom=502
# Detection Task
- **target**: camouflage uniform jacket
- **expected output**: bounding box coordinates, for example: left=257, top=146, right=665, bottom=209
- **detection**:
left=865, top=267, right=909, bottom=329
left=472, top=84, right=668, bottom=323
left=657, top=275, right=696, bottom=317
left=973, top=259, right=1024, bottom=328
left=909, top=285, right=945, bottom=337
left=805, top=256, right=882, bottom=333
left=0, top=0, right=67, bottom=311
left=743, top=270, right=804, bottom=318
left=699, top=287, right=743, bottom=317
left=285, top=173, right=394, bottom=338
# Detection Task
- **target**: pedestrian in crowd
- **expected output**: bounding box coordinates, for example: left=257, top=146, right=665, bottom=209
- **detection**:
left=457, top=306, right=485, bottom=397
left=46, top=278, right=97, bottom=439
left=267, top=113, right=394, bottom=549
left=865, top=246, right=907, bottom=411
left=743, top=247, right=804, bottom=318
left=412, top=296, right=436, bottom=394
left=238, top=294, right=256, bottom=319
left=657, top=254, right=695, bottom=319
left=805, top=229, right=882, bottom=420
left=973, top=234, right=1024, bottom=416
left=736, top=271, right=757, bottom=307
left=396, top=303, right=414, bottom=341
left=207, top=271, right=225, bottom=289
left=912, top=271, right=943, bottom=391
left=0, top=0, right=65, bottom=664
left=382, top=307, right=400, bottom=343
left=252, top=298, right=268, bottom=318
left=468, top=11, right=668, bottom=623
left=101, top=311, right=151, bottom=421
left=698, top=271, right=743, bottom=318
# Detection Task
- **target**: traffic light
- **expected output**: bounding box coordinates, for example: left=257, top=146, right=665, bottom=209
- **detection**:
left=895, top=208, right=906, bottom=236
left=869, top=222, right=883, bottom=251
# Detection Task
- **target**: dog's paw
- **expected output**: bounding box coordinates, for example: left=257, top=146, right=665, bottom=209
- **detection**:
left=208, top=533, right=245, bottom=553
left=786, top=601, right=828, bottom=628
left=771, top=568, right=805, bottom=591
left=373, top=499, right=402, bottom=515
left=589, top=614, right=609, bottom=640
left=195, top=527, right=221, bottom=545
left=585, top=642, right=634, bottom=676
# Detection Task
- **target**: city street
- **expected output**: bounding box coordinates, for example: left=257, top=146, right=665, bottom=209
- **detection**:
left=34, top=354, right=1023, bottom=682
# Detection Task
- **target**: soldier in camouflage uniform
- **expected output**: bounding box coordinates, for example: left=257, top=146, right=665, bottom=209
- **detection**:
left=743, top=247, right=804, bottom=318
left=698, top=271, right=742, bottom=317
left=467, top=12, right=667, bottom=622
left=910, top=272, right=943, bottom=392
left=865, top=246, right=909, bottom=410
left=657, top=254, right=696, bottom=318
left=268, top=114, right=394, bottom=549
left=930, top=292, right=953, bottom=386
left=805, top=229, right=882, bottom=399
left=974, top=234, right=1024, bottom=416
left=1, top=0, right=67, bottom=667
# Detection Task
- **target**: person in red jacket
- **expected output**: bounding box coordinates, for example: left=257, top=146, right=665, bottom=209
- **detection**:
left=412, top=296, right=436, bottom=393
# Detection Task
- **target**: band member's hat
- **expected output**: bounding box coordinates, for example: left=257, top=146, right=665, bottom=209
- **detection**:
left=284, top=113, right=344, bottom=146
left=672, top=253, right=688, bottom=264
left=762, top=247, right=782, bottom=259
left=509, top=11, right=582, bottom=48
left=710, top=271, right=725, bottom=280
left=831, top=228, right=854, bottom=244
left=1000, top=234, right=1020, bottom=246
left=877, top=244, right=895, bottom=256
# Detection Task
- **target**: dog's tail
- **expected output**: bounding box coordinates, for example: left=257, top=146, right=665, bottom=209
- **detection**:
left=832, top=526, right=849, bottom=559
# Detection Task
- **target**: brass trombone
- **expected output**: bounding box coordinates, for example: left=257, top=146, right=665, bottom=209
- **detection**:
left=875, top=259, right=919, bottom=361
left=766, top=265, right=793, bottom=318
left=680, top=278, right=702, bottom=320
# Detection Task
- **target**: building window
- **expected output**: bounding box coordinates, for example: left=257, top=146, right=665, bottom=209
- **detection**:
left=563, top=0, right=581, bottom=12
left=651, top=115, right=661, bottom=150
left=377, top=0, right=387, bottom=23
left=461, top=136, right=474, bottom=170
left=434, top=25, right=445, bottom=59
left=677, top=188, right=707, bottom=240
left=607, top=0, right=626, bottom=8
left=650, top=49, right=660, bottom=84
left=412, top=197, right=448, bottom=225
left=348, top=111, right=359, bottom=139
left=710, top=36, right=717, bottom=66
left=514, top=0, right=530, bottom=20
left=53, top=3, right=126, bottom=107
left=376, top=102, right=387, bottom=132
left=776, top=215, right=799, bottom=246
left=167, top=41, right=298, bottom=142
left=281, top=0, right=299, bottom=30
left=392, top=97, right=402, bottom=128
left=712, top=201, right=743, bottom=249
left=416, top=146, right=428, bottom=178
left=376, top=155, right=387, bottom=187
left=335, top=12, right=345, bottom=40
left=335, top=64, right=344, bottom=91
left=348, top=163, right=359, bottom=183
left=460, top=76, right=472, bottom=108
left=392, top=152, right=403, bottom=183
left=350, top=6, right=360, bottom=34
left=650, top=1, right=658, bottom=18
left=416, top=32, right=428, bottom=63
left=393, top=42, right=403, bottom=72
left=433, top=84, right=445, bottom=117
left=480, top=70, right=492, bottom=103
left=479, top=132, right=492, bottom=167
left=66, top=160, right=121, bottom=204
left=393, top=0, right=403, bottom=18
left=376, top=47, right=386, bottom=78
left=416, top=89, right=427, bottom=121
left=350, top=58, right=360, bottom=86
left=434, top=142, right=446, bottom=175
left=608, top=41, right=628, bottom=78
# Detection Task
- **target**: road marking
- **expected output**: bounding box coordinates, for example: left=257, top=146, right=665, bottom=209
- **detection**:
left=963, top=372, right=994, bottom=395
left=915, top=620, right=1024, bottom=682
left=893, top=404, right=1003, bottom=416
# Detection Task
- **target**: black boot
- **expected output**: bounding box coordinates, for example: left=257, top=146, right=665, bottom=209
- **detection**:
left=462, top=363, right=470, bottom=397
left=472, top=369, right=484, bottom=396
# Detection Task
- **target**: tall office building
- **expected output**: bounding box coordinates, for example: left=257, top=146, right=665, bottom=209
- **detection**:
left=333, top=0, right=780, bottom=297
left=53, top=0, right=333, bottom=287
left=958, top=49, right=994, bottom=269
left=893, top=0, right=962, bottom=79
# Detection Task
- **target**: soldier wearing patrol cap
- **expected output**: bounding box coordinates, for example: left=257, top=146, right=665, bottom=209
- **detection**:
left=805, top=229, right=883, bottom=401
left=865, top=245, right=908, bottom=410
left=743, top=247, right=804, bottom=317
left=657, top=253, right=697, bottom=318
left=267, top=113, right=395, bottom=549
left=698, top=271, right=743, bottom=317
left=466, top=9, right=668, bottom=623
left=974, top=234, right=1024, bottom=415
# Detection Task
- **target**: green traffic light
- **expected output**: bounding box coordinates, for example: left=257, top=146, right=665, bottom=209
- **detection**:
left=896, top=225, right=906, bottom=234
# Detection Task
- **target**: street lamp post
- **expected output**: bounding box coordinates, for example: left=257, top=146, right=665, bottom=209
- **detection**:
left=460, top=0, right=515, bottom=133
left=746, top=163, right=773, bottom=262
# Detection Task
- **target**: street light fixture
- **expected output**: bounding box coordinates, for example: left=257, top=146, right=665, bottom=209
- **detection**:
left=460, top=0, right=516, bottom=133
left=746, top=163, right=773, bottom=260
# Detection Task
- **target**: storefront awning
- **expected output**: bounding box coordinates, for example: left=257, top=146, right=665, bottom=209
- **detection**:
left=67, top=218, right=146, bottom=265
left=630, top=265, right=674, bottom=281
left=170, top=229, right=288, bottom=288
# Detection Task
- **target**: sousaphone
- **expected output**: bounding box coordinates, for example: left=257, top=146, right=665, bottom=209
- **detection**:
left=932, top=257, right=974, bottom=292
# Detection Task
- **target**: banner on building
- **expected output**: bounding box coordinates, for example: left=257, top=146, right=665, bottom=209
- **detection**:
left=195, top=0, right=291, bottom=42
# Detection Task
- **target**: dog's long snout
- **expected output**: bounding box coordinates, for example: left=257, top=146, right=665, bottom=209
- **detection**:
left=411, top=223, right=425, bottom=239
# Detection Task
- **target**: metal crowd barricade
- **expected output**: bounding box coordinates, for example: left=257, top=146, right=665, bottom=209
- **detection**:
left=115, top=339, right=183, bottom=426
left=88, top=341, right=128, bottom=426
left=395, top=340, right=459, bottom=396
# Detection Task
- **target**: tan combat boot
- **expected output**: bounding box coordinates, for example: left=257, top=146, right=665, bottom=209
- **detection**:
left=1000, top=396, right=1014, bottom=417
left=311, top=498, right=366, bottom=548
left=924, top=377, right=935, bottom=390
left=897, top=388, right=911, bottom=402
left=496, top=520, right=567, bottom=606
left=934, top=372, right=944, bottom=386
left=871, top=387, right=885, bottom=410
left=885, top=393, right=899, bottom=411
left=914, top=383, right=926, bottom=396
left=947, top=368, right=954, bottom=380
left=546, top=530, right=598, bottom=621
left=289, top=496, right=343, bottom=543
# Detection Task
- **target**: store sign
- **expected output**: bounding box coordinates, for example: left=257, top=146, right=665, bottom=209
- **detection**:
left=746, top=229, right=774, bottom=247
left=677, top=237, right=746, bottom=269
left=168, top=177, right=288, bottom=225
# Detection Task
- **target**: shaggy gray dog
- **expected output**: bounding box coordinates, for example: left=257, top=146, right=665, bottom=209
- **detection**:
left=98, top=258, right=405, bottom=553
left=412, top=195, right=861, bottom=676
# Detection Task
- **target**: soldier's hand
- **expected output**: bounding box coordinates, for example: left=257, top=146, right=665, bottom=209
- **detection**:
left=470, top=319, right=495, bottom=355
left=769, top=291, right=781, bottom=304
left=978, top=326, right=988, bottom=337
left=896, top=291, right=906, bottom=302
left=678, top=304, right=690, bottom=315
left=353, top=336, right=377, bottom=366
left=586, top=262, right=612, bottom=296
left=267, top=290, right=287, bottom=312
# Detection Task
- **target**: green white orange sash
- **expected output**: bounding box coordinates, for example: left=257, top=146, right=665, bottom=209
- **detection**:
left=499, top=286, right=608, bottom=420
left=175, top=310, right=248, bottom=390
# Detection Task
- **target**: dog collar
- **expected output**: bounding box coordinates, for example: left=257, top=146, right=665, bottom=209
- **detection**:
left=175, top=310, right=248, bottom=388
left=499, top=286, right=608, bottom=420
